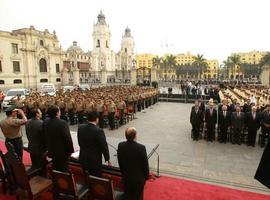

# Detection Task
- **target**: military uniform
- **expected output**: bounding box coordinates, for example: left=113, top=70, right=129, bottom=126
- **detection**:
left=0, top=106, right=27, bottom=160
left=107, top=101, right=116, bottom=130
left=96, top=101, right=105, bottom=128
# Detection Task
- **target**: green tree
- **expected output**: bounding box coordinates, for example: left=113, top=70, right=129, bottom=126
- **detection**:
left=260, top=52, right=270, bottom=66
left=152, top=56, right=162, bottom=69
left=223, top=59, right=232, bottom=79
left=239, top=63, right=262, bottom=79
left=192, top=54, right=208, bottom=79
left=229, top=54, right=241, bottom=80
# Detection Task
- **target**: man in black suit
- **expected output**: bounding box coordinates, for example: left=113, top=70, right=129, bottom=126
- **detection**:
left=190, top=100, right=204, bottom=141
left=26, top=108, right=46, bottom=172
left=43, top=105, right=74, bottom=172
left=260, top=105, right=270, bottom=147
left=218, top=105, right=231, bottom=143
left=231, top=104, right=245, bottom=145
left=245, top=106, right=261, bottom=147
left=77, top=111, right=111, bottom=177
left=205, top=101, right=217, bottom=142
left=117, top=127, right=149, bottom=200
left=255, top=141, right=270, bottom=189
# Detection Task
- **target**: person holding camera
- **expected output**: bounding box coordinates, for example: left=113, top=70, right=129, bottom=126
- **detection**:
left=0, top=105, right=27, bottom=160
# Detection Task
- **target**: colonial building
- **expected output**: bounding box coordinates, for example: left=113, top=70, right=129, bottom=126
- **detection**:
left=65, top=11, right=136, bottom=84
left=0, top=26, right=63, bottom=90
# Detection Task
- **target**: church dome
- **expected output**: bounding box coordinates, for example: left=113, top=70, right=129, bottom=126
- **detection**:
left=97, top=11, right=107, bottom=25
left=67, top=41, right=83, bottom=54
left=124, top=26, right=131, bottom=37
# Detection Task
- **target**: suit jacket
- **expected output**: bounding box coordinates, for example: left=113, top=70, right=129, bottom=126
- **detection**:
left=205, top=108, right=217, bottom=126
left=245, top=112, right=261, bottom=130
left=25, top=118, right=45, bottom=154
left=190, top=107, right=203, bottom=126
left=231, top=112, right=245, bottom=129
left=218, top=111, right=231, bottom=128
left=117, top=140, right=149, bottom=185
left=255, top=141, right=270, bottom=188
left=78, top=122, right=110, bottom=170
left=43, top=117, right=74, bottom=158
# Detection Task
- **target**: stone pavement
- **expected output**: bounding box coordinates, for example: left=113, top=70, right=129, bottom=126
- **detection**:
left=0, top=102, right=268, bottom=193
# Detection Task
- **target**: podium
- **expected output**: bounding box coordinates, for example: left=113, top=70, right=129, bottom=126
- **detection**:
left=70, top=137, right=160, bottom=176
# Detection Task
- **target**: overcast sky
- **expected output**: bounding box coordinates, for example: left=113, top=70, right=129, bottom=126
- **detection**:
left=0, top=0, right=269, bottom=63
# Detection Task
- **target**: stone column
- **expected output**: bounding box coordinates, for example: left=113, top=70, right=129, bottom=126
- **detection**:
left=62, top=68, right=69, bottom=85
left=130, top=68, right=137, bottom=85
left=151, top=68, right=157, bottom=82
left=101, top=69, right=107, bottom=85
left=73, top=68, right=80, bottom=86
left=261, top=65, right=270, bottom=85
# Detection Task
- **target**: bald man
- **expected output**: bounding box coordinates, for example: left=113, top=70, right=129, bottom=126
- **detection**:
left=117, top=127, right=149, bottom=200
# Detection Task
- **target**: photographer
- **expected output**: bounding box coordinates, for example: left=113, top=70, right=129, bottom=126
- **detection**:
left=0, top=105, right=27, bottom=160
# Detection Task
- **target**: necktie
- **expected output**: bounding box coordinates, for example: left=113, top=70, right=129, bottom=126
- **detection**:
left=253, top=113, right=255, bottom=119
left=237, top=112, right=240, bottom=118
left=223, top=111, right=226, bottom=117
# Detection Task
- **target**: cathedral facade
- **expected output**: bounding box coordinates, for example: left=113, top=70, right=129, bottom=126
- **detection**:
left=63, top=11, right=135, bottom=85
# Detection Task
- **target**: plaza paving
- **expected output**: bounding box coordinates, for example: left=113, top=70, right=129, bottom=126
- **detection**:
left=0, top=102, right=269, bottom=193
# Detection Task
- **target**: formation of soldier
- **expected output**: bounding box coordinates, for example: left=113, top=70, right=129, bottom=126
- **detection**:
left=10, top=86, right=159, bottom=130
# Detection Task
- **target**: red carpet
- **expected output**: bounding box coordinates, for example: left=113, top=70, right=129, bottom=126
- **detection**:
left=0, top=141, right=270, bottom=200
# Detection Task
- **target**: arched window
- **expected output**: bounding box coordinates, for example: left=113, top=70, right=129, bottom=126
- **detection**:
left=39, top=58, right=47, bottom=72
left=40, top=79, right=48, bottom=83
left=40, top=40, right=44, bottom=46
left=14, top=79, right=22, bottom=84
left=0, top=80, right=4, bottom=84
left=56, top=78, right=61, bottom=82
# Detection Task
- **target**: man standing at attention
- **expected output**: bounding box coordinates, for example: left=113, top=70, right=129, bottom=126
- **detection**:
left=0, top=105, right=27, bottom=160
left=43, top=105, right=74, bottom=172
left=77, top=111, right=111, bottom=177
left=117, top=127, right=149, bottom=200
left=25, top=108, right=46, bottom=172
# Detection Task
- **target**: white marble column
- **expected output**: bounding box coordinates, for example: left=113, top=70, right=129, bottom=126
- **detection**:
left=131, top=68, right=137, bottom=85
left=101, top=69, right=107, bottom=85
left=73, top=68, right=80, bottom=86
left=62, top=68, right=69, bottom=85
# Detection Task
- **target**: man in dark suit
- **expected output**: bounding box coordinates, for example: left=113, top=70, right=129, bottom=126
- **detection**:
left=117, top=127, right=149, bottom=200
left=190, top=100, right=204, bottom=141
left=43, top=105, right=74, bottom=172
left=218, top=105, right=231, bottom=143
left=205, top=101, right=217, bottom=142
left=25, top=108, right=46, bottom=172
left=231, top=104, right=245, bottom=145
left=255, top=141, right=270, bottom=189
left=77, top=111, right=111, bottom=177
left=245, top=106, right=261, bottom=147
left=260, top=105, right=270, bottom=147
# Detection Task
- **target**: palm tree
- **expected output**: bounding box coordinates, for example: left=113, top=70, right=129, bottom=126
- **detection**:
left=192, top=54, right=208, bottom=79
left=223, top=59, right=232, bottom=79
left=260, top=52, right=270, bottom=66
left=152, top=56, right=162, bottom=69
left=152, top=56, right=162, bottom=80
left=229, top=55, right=241, bottom=80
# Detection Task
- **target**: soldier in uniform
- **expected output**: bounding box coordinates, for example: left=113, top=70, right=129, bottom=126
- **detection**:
left=67, top=99, right=75, bottom=125
left=117, top=98, right=126, bottom=125
left=0, top=106, right=27, bottom=160
left=107, top=99, right=116, bottom=130
left=96, top=99, right=105, bottom=129
left=76, top=99, right=85, bottom=124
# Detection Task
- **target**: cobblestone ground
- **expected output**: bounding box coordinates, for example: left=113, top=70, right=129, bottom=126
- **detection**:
left=0, top=102, right=269, bottom=193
